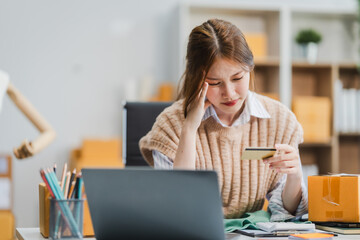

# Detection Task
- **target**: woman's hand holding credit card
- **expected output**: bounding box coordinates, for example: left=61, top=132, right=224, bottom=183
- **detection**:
left=241, top=144, right=302, bottom=177
left=264, top=144, right=302, bottom=177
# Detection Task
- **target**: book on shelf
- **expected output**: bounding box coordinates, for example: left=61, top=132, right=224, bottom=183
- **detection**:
left=335, top=79, right=360, bottom=134
left=348, top=88, right=357, bottom=133
left=289, top=232, right=333, bottom=239
left=316, top=225, right=360, bottom=235
left=341, top=88, right=349, bottom=133
left=334, top=79, right=342, bottom=132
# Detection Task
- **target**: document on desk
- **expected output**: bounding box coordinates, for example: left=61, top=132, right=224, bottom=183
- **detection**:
left=235, top=229, right=314, bottom=237
left=256, top=222, right=315, bottom=232
left=235, top=223, right=316, bottom=238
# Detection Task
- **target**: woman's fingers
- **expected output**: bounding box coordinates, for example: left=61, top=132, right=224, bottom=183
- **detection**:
left=269, top=158, right=298, bottom=169
left=184, top=82, right=211, bottom=130
left=200, top=82, right=211, bottom=109
left=265, top=151, right=298, bottom=164
left=272, top=166, right=298, bottom=174
left=263, top=144, right=300, bottom=173
left=200, top=82, right=208, bottom=99
left=262, top=144, right=303, bottom=177
left=275, top=143, right=296, bottom=154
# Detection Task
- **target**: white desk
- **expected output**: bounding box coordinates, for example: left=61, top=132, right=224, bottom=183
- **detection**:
left=15, top=228, right=95, bottom=240
left=15, top=228, right=245, bottom=240
left=16, top=228, right=360, bottom=240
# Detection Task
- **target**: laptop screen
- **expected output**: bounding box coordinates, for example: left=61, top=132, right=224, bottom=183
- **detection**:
left=83, top=168, right=225, bottom=240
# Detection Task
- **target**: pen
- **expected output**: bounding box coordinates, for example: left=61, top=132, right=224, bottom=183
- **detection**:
left=70, top=173, right=80, bottom=199
left=67, top=169, right=76, bottom=199
left=40, top=169, right=55, bottom=198
left=60, top=163, right=67, bottom=192
left=64, top=172, right=71, bottom=199
left=77, top=173, right=83, bottom=199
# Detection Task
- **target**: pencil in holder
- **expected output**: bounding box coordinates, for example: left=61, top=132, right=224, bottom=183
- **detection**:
left=49, top=198, right=84, bottom=239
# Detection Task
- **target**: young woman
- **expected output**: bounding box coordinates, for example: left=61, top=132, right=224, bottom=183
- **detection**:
left=140, top=19, right=307, bottom=221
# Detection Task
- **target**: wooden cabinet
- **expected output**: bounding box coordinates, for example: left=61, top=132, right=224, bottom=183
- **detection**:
left=291, top=63, right=334, bottom=173
left=254, top=61, right=280, bottom=99
left=177, top=1, right=359, bottom=174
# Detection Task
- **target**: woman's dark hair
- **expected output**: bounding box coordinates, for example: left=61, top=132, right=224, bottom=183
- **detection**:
left=178, top=19, right=255, bottom=117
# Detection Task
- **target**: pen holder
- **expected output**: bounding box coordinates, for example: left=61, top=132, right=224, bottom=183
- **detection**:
left=49, top=198, right=84, bottom=240
left=39, top=183, right=94, bottom=237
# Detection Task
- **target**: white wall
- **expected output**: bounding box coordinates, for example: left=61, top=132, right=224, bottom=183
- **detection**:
left=0, top=0, right=179, bottom=227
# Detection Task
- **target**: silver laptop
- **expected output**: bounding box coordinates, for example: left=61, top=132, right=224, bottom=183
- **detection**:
left=82, top=168, right=226, bottom=240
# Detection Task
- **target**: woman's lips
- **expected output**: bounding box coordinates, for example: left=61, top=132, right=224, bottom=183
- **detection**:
left=222, top=99, right=238, bottom=106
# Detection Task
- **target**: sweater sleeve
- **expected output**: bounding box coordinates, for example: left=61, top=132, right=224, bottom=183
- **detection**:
left=267, top=172, right=308, bottom=221
left=139, top=101, right=184, bottom=166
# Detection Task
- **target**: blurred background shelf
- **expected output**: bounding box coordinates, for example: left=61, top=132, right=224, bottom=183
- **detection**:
left=178, top=1, right=360, bottom=176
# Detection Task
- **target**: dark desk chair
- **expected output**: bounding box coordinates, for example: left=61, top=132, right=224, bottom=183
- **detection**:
left=122, top=101, right=172, bottom=166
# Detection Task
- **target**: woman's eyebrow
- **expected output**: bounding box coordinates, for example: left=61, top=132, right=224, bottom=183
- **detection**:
left=232, top=71, right=243, bottom=76
left=206, top=71, right=244, bottom=80
left=206, top=77, right=220, bottom=80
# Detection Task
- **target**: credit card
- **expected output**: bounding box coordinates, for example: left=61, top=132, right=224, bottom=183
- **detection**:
left=241, top=147, right=276, bottom=160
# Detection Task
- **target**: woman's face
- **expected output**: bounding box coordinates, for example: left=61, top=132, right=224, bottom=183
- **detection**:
left=205, top=57, right=250, bottom=121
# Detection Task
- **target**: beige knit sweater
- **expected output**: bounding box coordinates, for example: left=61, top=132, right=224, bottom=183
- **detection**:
left=139, top=94, right=303, bottom=218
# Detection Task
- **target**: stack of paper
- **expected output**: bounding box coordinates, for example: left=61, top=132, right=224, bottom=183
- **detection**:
left=335, top=79, right=360, bottom=133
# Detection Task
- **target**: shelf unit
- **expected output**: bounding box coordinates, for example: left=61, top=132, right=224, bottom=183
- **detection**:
left=177, top=1, right=359, bottom=175
left=336, top=63, right=360, bottom=173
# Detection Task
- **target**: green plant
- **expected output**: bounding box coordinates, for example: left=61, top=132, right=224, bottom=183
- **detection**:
left=295, top=29, right=322, bottom=44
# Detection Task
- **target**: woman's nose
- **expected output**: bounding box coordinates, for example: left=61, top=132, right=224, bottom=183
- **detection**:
left=222, top=83, right=235, bottom=99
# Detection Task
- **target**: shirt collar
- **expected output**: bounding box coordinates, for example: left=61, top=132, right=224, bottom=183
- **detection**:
left=202, top=91, right=270, bottom=127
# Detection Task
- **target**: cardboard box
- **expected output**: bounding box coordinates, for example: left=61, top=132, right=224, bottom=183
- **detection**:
left=308, top=175, right=360, bottom=222
left=293, top=96, right=331, bottom=143
left=82, top=139, right=120, bottom=160
left=0, top=211, right=14, bottom=240
left=158, top=83, right=174, bottom=101
left=244, top=33, right=267, bottom=58
left=69, top=139, right=124, bottom=171
left=39, top=183, right=94, bottom=237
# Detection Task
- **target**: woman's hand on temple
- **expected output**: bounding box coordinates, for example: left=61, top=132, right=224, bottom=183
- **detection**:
left=184, top=82, right=211, bottom=131
left=174, top=82, right=210, bottom=169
